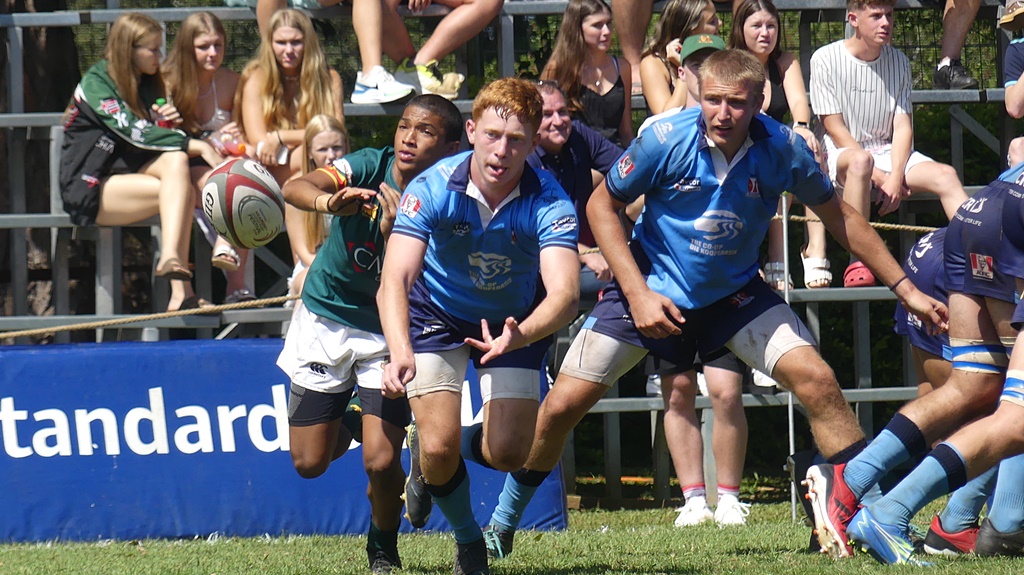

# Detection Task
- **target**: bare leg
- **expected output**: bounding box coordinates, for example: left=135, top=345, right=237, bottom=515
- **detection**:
left=409, top=390, right=464, bottom=484
left=480, top=397, right=540, bottom=471
left=382, top=0, right=417, bottom=63
left=417, top=0, right=503, bottom=64
left=941, top=0, right=982, bottom=61
left=905, top=161, right=968, bottom=220
left=612, top=0, right=652, bottom=90
left=256, top=0, right=287, bottom=36
left=1010, top=136, right=1024, bottom=166
left=523, top=375, right=610, bottom=472
left=705, top=366, right=747, bottom=490
left=351, top=0, right=385, bottom=74
left=363, top=415, right=408, bottom=530
left=661, top=370, right=705, bottom=489
left=289, top=418, right=352, bottom=478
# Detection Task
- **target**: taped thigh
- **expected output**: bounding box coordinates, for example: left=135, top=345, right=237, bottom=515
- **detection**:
left=1000, top=369, right=1024, bottom=407
left=406, top=347, right=471, bottom=399
left=950, top=337, right=1009, bottom=374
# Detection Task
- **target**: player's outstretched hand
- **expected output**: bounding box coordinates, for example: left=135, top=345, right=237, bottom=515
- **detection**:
left=903, top=290, right=949, bottom=335
left=465, top=317, right=524, bottom=364
left=629, top=288, right=685, bottom=339
left=377, top=182, right=402, bottom=238
left=382, top=355, right=415, bottom=399
left=326, top=187, right=377, bottom=216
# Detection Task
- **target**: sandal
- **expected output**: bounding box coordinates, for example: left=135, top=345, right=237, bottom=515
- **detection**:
left=211, top=242, right=241, bottom=272
left=170, top=295, right=218, bottom=315
left=800, top=249, right=832, bottom=289
left=763, top=261, right=793, bottom=291
left=155, top=257, right=193, bottom=281
left=1001, top=0, right=1024, bottom=31
left=843, top=261, right=876, bottom=288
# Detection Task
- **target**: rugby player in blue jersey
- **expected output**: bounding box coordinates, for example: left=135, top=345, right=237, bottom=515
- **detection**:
left=377, top=78, right=581, bottom=575
left=476, top=49, right=949, bottom=559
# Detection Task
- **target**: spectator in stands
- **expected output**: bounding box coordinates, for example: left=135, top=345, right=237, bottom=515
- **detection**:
left=163, top=11, right=254, bottom=305
left=639, top=0, right=720, bottom=114
left=278, top=95, right=462, bottom=575
left=287, top=114, right=349, bottom=299
left=1002, top=0, right=1024, bottom=31
left=933, top=0, right=980, bottom=90
left=1003, top=32, right=1024, bottom=165
left=809, top=0, right=968, bottom=287
left=543, top=0, right=633, bottom=146
left=254, top=0, right=415, bottom=104
left=238, top=8, right=346, bottom=272
left=59, top=12, right=223, bottom=313
left=382, top=0, right=501, bottom=99
left=529, top=81, right=623, bottom=301
left=731, top=0, right=830, bottom=289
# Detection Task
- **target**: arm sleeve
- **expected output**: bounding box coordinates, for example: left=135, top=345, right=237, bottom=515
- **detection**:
left=808, top=48, right=841, bottom=117
left=1006, top=42, right=1024, bottom=88
left=534, top=183, right=580, bottom=251
left=391, top=175, right=438, bottom=242
left=893, top=51, right=912, bottom=116
left=604, top=132, right=671, bottom=204
left=78, top=72, right=188, bottom=152
left=787, top=131, right=836, bottom=207
left=333, top=148, right=384, bottom=188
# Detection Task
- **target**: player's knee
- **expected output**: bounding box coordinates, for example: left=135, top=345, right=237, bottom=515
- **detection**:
left=486, top=443, right=530, bottom=472
left=292, top=454, right=330, bottom=479
left=1010, top=138, right=1024, bottom=166
left=364, top=449, right=400, bottom=478
left=775, top=360, right=837, bottom=399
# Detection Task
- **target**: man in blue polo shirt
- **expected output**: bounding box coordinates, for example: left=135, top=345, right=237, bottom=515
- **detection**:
left=377, top=77, right=580, bottom=575
left=528, top=81, right=623, bottom=300
left=477, top=49, right=949, bottom=559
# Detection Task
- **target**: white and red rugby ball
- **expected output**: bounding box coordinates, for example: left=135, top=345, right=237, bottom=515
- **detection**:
left=202, top=158, right=286, bottom=249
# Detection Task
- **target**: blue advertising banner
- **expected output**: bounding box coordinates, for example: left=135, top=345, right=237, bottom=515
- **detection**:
left=0, top=339, right=567, bottom=542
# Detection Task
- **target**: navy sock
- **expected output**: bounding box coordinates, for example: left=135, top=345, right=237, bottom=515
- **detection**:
left=844, top=414, right=924, bottom=499
left=459, top=422, right=495, bottom=470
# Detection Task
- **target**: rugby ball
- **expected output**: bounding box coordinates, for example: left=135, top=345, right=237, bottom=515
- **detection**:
left=202, top=159, right=286, bottom=249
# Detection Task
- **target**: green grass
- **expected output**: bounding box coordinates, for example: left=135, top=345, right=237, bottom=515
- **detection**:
left=2, top=501, right=1023, bottom=574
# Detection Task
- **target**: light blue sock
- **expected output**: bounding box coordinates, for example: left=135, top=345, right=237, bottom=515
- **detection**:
left=859, top=482, right=884, bottom=507
left=844, top=430, right=912, bottom=499
left=939, top=466, right=996, bottom=532
left=871, top=444, right=966, bottom=531
left=429, top=462, right=482, bottom=544
left=988, top=454, right=1024, bottom=534
left=490, top=473, right=541, bottom=531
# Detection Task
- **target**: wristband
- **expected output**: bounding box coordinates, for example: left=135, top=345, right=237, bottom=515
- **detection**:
left=316, top=194, right=328, bottom=214
left=794, top=121, right=810, bottom=129
left=275, top=131, right=284, bottom=146
left=889, top=275, right=909, bottom=292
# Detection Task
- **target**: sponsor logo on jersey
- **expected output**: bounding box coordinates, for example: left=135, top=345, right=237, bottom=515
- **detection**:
left=551, top=215, right=577, bottom=232
left=468, top=252, right=513, bottom=291
left=970, top=253, right=994, bottom=281
left=617, top=154, right=635, bottom=179
left=452, top=222, right=470, bottom=236
left=913, top=231, right=938, bottom=260
left=693, top=210, right=743, bottom=241
left=652, top=121, right=672, bottom=144
left=349, top=241, right=383, bottom=280
left=422, top=324, right=444, bottom=335
left=747, top=178, right=760, bottom=197
left=81, top=174, right=101, bottom=188
left=99, top=98, right=121, bottom=116
left=400, top=194, right=422, bottom=218
left=672, top=177, right=702, bottom=193
left=960, top=196, right=988, bottom=214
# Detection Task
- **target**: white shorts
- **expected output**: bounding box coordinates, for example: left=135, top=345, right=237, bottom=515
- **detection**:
left=559, top=303, right=816, bottom=385
left=405, top=347, right=541, bottom=403
left=276, top=301, right=388, bottom=393
left=826, top=144, right=934, bottom=187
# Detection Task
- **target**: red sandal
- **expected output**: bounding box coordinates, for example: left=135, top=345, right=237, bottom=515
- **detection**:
left=843, top=261, right=876, bottom=288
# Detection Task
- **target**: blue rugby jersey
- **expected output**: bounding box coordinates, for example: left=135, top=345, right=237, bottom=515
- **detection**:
left=606, top=106, right=834, bottom=309
left=392, top=151, right=579, bottom=324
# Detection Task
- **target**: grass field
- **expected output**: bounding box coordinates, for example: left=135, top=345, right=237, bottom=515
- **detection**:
left=2, top=499, right=1023, bottom=575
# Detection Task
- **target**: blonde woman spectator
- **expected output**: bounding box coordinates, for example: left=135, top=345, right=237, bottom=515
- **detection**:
left=59, top=13, right=222, bottom=312
left=639, top=0, right=720, bottom=114
left=542, top=0, right=633, bottom=146
left=288, top=115, right=349, bottom=298
left=164, top=11, right=254, bottom=304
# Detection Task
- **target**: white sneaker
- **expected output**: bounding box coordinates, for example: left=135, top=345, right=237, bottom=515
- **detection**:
left=351, top=66, right=414, bottom=104
left=394, top=58, right=464, bottom=100
left=714, top=494, right=751, bottom=526
left=674, top=496, right=714, bottom=527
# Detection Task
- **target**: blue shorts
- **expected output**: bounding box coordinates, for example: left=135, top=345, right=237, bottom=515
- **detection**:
left=946, top=182, right=1021, bottom=303
left=585, top=276, right=785, bottom=371
left=407, top=279, right=550, bottom=370
left=894, top=229, right=950, bottom=358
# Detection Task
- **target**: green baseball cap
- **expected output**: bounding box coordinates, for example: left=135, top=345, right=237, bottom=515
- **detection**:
left=678, top=34, right=726, bottom=64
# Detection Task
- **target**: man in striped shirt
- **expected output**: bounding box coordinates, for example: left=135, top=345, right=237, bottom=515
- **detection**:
left=810, top=0, right=968, bottom=287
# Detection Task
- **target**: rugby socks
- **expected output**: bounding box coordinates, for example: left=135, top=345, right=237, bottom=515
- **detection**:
left=490, top=468, right=552, bottom=532
left=939, top=466, right=996, bottom=532
left=826, top=438, right=866, bottom=465
left=423, top=457, right=481, bottom=544
left=988, top=453, right=1024, bottom=534
left=366, top=521, right=399, bottom=555
left=843, top=414, right=926, bottom=499
left=460, top=422, right=495, bottom=470
left=871, top=443, right=968, bottom=530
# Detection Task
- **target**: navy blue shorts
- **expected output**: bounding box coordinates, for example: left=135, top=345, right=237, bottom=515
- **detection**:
left=585, top=276, right=785, bottom=370
left=946, top=182, right=1020, bottom=303
left=407, top=279, right=551, bottom=370
left=894, top=229, right=950, bottom=358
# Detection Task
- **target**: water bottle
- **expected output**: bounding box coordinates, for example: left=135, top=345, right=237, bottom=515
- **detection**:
left=153, top=98, right=174, bottom=128
left=208, top=128, right=247, bottom=157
